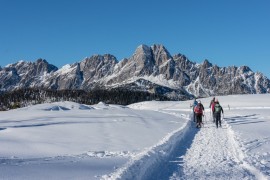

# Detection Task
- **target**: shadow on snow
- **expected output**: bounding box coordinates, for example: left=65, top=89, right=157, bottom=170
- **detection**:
left=143, top=121, right=200, bottom=180
left=224, top=114, right=266, bottom=126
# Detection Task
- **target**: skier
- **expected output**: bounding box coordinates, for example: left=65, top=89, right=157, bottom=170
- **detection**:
left=214, top=100, right=224, bottom=128
left=209, top=97, right=216, bottom=123
left=194, top=100, right=204, bottom=128
left=190, top=98, right=198, bottom=122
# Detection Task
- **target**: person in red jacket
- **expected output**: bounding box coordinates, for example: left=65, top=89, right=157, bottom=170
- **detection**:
left=194, top=100, right=205, bottom=128
left=209, top=97, right=216, bottom=123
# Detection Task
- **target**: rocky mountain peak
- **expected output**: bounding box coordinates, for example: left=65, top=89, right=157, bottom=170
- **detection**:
left=34, top=58, right=58, bottom=74
left=202, top=59, right=213, bottom=68
left=129, top=45, right=154, bottom=75
left=239, top=66, right=252, bottom=74
left=81, top=54, right=117, bottom=65
left=134, top=44, right=152, bottom=56
left=36, top=58, right=48, bottom=64
left=173, top=53, right=188, bottom=61
left=151, top=44, right=172, bottom=66
left=101, top=54, right=118, bottom=67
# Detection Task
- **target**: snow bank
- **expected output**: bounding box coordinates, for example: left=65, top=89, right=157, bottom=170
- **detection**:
left=103, top=119, right=193, bottom=180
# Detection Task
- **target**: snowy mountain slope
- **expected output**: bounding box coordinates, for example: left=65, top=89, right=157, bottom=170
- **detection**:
left=0, top=94, right=270, bottom=179
left=0, top=59, right=58, bottom=91
left=1, top=44, right=269, bottom=98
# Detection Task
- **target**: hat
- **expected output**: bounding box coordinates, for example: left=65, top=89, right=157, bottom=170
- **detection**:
left=198, top=100, right=201, bottom=104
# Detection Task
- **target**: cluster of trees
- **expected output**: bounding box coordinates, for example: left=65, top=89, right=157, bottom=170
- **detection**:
left=0, top=88, right=169, bottom=111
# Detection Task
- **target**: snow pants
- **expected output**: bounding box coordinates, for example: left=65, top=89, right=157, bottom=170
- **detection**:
left=196, top=114, right=203, bottom=127
left=193, top=112, right=197, bottom=122
left=215, top=113, right=221, bottom=128
left=212, top=110, right=215, bottom=122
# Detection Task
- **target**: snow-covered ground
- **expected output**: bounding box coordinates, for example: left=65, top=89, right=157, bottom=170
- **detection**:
left=0, top=94, right=270, bottom=179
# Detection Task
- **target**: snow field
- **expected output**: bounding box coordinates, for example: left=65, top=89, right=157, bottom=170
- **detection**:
left=0, top=101, right=187, bottom=179
left=0, top=94, right=270, bottom=179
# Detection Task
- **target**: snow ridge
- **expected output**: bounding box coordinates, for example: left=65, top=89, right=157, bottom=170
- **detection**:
left=227, top=125, right=268, bottom=180
left=103, top=113, right=193, bottom=180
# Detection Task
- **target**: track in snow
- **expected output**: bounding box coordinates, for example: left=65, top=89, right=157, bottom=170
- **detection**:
left=107, top=111, right=267, bottom=180
left=115, top=113, right=267, bottom=180
left=169, top=115, right=267, bottom=180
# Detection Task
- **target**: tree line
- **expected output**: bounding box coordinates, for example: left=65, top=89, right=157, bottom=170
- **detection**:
left=0, top=88, right=169, bottom=111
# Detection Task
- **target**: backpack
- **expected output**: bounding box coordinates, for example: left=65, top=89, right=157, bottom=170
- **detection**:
left=211, top=102, right=216, bottom=112
left=215, top=104, right=222, bottom=113
left=194, top=104, right=203, bottom=115
left=193, top=100, right=198, bottom=107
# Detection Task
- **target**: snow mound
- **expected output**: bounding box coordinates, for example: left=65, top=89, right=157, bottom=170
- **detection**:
left=107, top=104, right=129, bottom=109
left=17, top=101, right=94, bottom=111
left=86, top=151, right=133, bottom=158
left=93, top=102, right=109, bottom=109
left=44, top=106, right=70, bottom=111
left=97, top=102, right=108, bottom=106
left=78, top=104, right=93, bottom=110
left=93, top=102, right=129, bottom=110
left=52, top=101, right=91, bottom=110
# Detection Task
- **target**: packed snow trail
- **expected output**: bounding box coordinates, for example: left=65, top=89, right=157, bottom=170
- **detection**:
left=109, top=112, right=268, bottom=180
left=170, top=117, right=267, bottom=180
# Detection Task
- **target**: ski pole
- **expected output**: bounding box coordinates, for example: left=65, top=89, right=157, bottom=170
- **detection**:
left=204, top=112, right=206, bottom=124
left=210, top=108, right=213, bottom=123
left=189, top=103, right=193, bottom=121
left=205, top=113, right=207, bottom=125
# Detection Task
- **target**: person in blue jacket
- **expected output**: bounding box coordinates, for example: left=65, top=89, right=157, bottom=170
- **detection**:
left=190, top=98, right=198, bottom=122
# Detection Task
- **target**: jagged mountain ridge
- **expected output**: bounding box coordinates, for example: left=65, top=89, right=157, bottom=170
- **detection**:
left=0, top=44, right=269, bottom=99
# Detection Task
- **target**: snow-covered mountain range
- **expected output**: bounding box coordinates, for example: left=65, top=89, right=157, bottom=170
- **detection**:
left=1, top=44, right=269, bottom=99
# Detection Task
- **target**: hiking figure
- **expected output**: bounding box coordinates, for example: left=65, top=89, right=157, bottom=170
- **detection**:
left=194, top=100, right=204, bottom=128
left=214, top=100, right=224, bottom=128
left=190, top=98, right=198, bottom=122
left=209, top=97, right=216, bottom=123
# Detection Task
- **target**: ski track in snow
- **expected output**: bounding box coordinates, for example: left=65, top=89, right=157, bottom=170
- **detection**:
left=174, top=121, right=259, bottom=180
left=108, top=111, right=268, bottom=180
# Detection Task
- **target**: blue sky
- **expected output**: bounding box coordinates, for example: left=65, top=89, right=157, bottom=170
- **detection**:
left=0, top=0, right=270, bottom=77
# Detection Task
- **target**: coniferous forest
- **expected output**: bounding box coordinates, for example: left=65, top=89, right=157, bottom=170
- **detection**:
left=0, top=88, right=169, bottom=111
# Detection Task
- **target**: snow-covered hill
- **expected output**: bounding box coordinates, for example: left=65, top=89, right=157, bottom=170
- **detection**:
left=0, top=94, right=269, bottom=179
left=1, top=44, right=269, bottom=99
